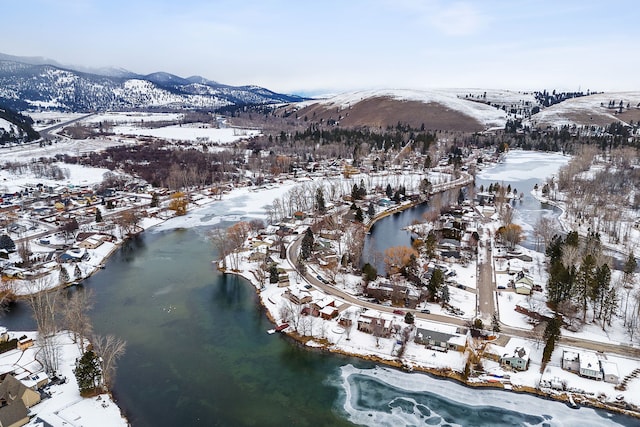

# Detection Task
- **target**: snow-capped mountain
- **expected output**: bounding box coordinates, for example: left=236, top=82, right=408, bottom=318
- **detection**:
left=0, top=55, right=305, bottom=112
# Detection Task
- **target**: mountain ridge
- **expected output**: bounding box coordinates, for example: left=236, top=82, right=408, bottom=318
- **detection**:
left=0, top=53, right=305, bottom=112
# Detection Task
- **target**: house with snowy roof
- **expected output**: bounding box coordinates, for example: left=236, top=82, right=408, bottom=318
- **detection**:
left=601, top=360, right=619, bottom=384
left=485, top=338, right=530, bottom=371
left=579, top=352, right=603, bottom=380
left=284, top=286, right=312, bottom=305
left=514, top=275, right=534, bottom=295
left=414, top=320, right=467, bottom=352
left=562, top=350, right=580, bottom=372
left=357, top=312, right=395, bottom=338
left=499, top=346, right=530, bottom=371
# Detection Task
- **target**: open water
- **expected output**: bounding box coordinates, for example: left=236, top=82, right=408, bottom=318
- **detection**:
left=0, top=151, right=637, bottom=426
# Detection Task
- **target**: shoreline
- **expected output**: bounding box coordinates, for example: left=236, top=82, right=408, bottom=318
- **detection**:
left=14, top=165, right=638, bottom=422
left=230, top=266, right=640, bottom=420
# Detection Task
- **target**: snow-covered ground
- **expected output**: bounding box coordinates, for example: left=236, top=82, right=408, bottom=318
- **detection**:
left=0, top=117, right=18, bottom=134
left=80, top=112, right=184, bottom=125
left=0, top=162, right=111, bottom=194
left=25, top=112, right=90, bottom=130
left=111, top=123, right=260, bottom=144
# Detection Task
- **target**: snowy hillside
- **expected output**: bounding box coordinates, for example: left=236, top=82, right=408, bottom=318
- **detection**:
left=0, top=117, right=16, bottom=134
left=298, top=89, right=536, bottom=129
left=0, top=58, right=305, bottom=112
left=529, top=91, right=640, bottom=128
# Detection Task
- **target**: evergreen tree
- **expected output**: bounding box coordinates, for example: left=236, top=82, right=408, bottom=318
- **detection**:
left=75, top=350, right=102, bottom=395
left=300, top=228, right=314, bottom=260
left=296, top=257, right=307, bottom=278
left=59, top=266, right=70, bottom=285
left=367, top=202, right=375, bottom=218
left=419, top=178, right=431, bottom=194
left=385, top=183, right=393, bottom=198
left=95, top=208, right=103, bottom=223
left=315, top=188, right=326, bottom=213
left=362, top=263, right=377, bottom=282
left=541, top=316, right=562, bottom=372
left=351, top=183, right=360, bottom=201
left=491, top=312, right=501, bottom=332
left=150, top=192, right=159, bottom=208
left=428, top=268, right=444, bottom=302
left=358, top=179, right=367, bottom=199
left=565, top=231, right=579, bottom=247
left=575, top=254, right=596, bottom=321
left=354, top=207, right=364, bottom=223
left=623, top=251, right=637, bottom=283
left=74, top=264, right=82, bottom=280
left=269, top=264, right=279, bottom=284
left=440, top=283, right=450, bottom=305
left=424, top=232, right=438, bottom=259
left=0, top=234, right=16, bottom=252
left=404, top=312, right=414, bottom=324
left=423, top=155, right=432, bottom=169
left=545, top=234, right=564, bottom=262
left=547, top=260, right=575, bottom=307
left=602, top=286, right=618, bottom=330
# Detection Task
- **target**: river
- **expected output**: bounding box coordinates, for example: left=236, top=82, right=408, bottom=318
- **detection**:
left=0, top=151, right=637, bottom=426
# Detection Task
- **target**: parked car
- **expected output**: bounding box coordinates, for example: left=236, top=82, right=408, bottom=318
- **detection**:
left=420, top=309, right=431, bottom=314
left=393, top=309, right=406, bottom=315
left=456, top=284, right=465, bottom=289
left=497, top=285, right=506, bottom=289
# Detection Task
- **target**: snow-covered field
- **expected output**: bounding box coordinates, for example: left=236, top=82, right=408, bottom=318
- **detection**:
left=111, top=123, right=260, bottom=144
left=81, top=112, right=184, bottom=125
left=25, top=112, right=90, bottom=130
left=0, top=162, right=111, bottom=193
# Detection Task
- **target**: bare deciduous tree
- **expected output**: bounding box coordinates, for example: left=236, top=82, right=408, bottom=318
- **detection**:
left=62, top=289, right=94, bottom=353
left=210, top=228, right=231, bottom=270
left=25, top=278, right=62, bottom=374
left=92, top=334, right=127, bottom=389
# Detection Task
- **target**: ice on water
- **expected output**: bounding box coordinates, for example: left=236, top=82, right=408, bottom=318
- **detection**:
left=334, top=365, right=628, bottom=426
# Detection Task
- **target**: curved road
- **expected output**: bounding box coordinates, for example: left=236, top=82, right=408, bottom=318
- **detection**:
left=286, top=230, right=640, bottom=359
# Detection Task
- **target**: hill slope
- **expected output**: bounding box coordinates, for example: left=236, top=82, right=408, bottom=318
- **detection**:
left=291, top=89, right=535, bottom=132
left=0, top=105, right=40, bottom=144
left=527, top=91, right=640, bottom=128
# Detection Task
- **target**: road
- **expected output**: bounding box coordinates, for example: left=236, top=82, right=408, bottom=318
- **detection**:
left=476, top=253, right=495, bottom=322
left=286, top=231, right=640, bottom=359
left=287, top=234, right=469, bottom=329
left=39, top=113, right=95, bottom=141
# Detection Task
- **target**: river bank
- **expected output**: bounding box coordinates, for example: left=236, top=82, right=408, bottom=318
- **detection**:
left=215, top=151, right=640, bottom=422
left=226, top=254, right=640, bottom=421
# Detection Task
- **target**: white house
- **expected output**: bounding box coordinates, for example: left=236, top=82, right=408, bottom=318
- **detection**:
left=579, top=352, right=603, bottom=380
left=601, top=360, right=619, bottom=384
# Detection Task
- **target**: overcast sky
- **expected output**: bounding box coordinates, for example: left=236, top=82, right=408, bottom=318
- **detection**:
left=5, top=0, right=639, bottom=95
